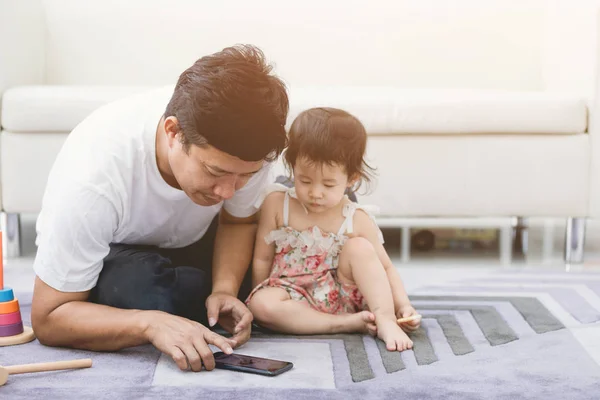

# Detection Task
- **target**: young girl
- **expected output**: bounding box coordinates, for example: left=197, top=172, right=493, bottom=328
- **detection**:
left=246, top=107, right=420, bottom=351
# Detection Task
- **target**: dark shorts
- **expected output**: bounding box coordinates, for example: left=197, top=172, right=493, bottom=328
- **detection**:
left=88, top=216, right=253, bottom=326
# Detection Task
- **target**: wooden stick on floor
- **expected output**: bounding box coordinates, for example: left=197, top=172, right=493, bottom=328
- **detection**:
left=0, top=358, right=92, bottom=386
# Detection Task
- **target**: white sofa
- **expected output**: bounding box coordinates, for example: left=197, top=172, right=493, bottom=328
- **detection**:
left=1, top=0, right=599, bottom=263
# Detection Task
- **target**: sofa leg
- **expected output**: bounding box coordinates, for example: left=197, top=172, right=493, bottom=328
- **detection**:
left=564, top=217, right=585, bottom=265
left=499, top=225, right=512, bottom=265
left=400, top=226, right=411, bottom=263
left=1, top=213, right=21, bottom=258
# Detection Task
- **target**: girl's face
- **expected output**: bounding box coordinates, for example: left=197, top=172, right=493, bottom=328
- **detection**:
left=293, top=157, right=355, bottom=213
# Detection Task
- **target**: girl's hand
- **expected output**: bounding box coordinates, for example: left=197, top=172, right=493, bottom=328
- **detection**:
left=396, top=305, right=421, bottom=332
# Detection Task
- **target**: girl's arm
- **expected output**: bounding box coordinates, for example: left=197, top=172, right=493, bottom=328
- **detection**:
left=352, top=210, right=413, bottom=313
left=251, top=192, right=283, bottom=289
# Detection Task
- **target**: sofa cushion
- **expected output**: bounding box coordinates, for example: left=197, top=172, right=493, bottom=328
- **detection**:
left=1, top=86, right=588, bottom=134
left=1, top=86, right=157, bottom=132
left=287, top=87, right=588, bottom=135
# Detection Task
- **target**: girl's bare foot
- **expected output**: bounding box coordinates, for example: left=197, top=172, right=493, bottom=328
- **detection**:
left=377, top=319, right=413, bottom=351
left=343, top=311, right=377, bottom=336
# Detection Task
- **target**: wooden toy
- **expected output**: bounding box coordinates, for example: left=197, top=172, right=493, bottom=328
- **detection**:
left=0, top=358, right=93, bottom=386
left=0, top=232, right=36, bottom=347
left=396, top=314, right=422, bottom=324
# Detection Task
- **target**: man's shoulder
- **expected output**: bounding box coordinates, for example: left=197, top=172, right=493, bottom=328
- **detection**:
left=55, top=86, right=174, bottom=180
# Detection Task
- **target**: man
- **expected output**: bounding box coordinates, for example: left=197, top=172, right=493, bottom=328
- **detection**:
left=30, top=45, right=289, bottom=373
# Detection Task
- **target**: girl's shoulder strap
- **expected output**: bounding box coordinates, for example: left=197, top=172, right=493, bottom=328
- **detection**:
left=254, top=183, right=296, bottom=227
left=337, top=201, right=385, bottom=243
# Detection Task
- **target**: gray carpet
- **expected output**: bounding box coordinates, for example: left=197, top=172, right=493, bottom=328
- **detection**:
left=2, top=270, right=600, bottom=399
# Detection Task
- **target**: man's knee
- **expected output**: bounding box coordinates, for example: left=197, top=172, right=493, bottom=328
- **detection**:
left=91, top=248, right=178, bottom=312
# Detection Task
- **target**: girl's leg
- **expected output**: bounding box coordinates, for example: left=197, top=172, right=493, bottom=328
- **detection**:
left=337, top=237, right=413, bottom=351
left=247, top=287, right=376, bottom=336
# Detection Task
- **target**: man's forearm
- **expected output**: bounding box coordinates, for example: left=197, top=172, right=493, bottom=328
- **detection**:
left=35, top=301, right=152, bottom=351
left=212, top=222, right=257, bottom=296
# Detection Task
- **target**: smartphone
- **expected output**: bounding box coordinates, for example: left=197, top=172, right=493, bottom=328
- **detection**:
left=213, top=352, right=294, bottom=377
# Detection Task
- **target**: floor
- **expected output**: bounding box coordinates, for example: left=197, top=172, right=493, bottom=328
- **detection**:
left=3, top=214, right=600, bottom=368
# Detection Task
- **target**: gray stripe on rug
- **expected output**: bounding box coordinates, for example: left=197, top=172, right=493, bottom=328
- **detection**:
left=410, top=327, right=437, bottom=365
left=343, top=334, right=374, bottom=382
left=375, top=337, right=406, bottom=373
left=510, top=297, right=565, bottom=333
left=362, top=336, right=392, bottom=378
left=425, top=314, right=475, bottom=355
left=411, top=295, right=565, bottom=334
left=415, top=304, right=518, bottom=346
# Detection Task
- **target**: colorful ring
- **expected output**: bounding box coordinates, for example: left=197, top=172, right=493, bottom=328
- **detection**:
left=0, top=299, right=19, bottom=314
left=0, top=287, right=14, bottom=302
left=0, top=321, right=24, bottom=337
left=0, top=311, right=21, bottom=325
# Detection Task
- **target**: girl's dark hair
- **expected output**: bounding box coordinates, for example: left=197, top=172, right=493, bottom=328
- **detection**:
left=284, top=107, right=375, bottom=193
left=164, top=44, right=288, bottom=162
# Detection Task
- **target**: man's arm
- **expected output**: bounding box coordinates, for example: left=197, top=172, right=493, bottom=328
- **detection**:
left=210, top=161, right=275, bottom=296
left=31, top=277, right=235, bottom=371
left=204, top=207, right=260, bottom=347
left=211, top=208, right=259, bottom=296
left=31, top=277, right=150, bottom=350
left=31, top=187, right=150, bottom=350
left=206, top=163, right=273, bottom=343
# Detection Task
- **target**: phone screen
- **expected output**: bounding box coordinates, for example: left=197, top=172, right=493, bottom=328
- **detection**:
left=214, top=352, right=292, bottom=374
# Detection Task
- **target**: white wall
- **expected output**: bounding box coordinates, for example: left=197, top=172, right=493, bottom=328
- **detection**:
left=0, top=0, right=45, bottom=93
left=41, top=0, right=547, bottom=90
left=543, top=0, right=600, bottom=100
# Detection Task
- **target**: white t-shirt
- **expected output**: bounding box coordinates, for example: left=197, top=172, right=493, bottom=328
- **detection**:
left=33, top=86, right=274, bottom=292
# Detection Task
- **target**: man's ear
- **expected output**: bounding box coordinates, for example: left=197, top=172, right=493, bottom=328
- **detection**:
left=163, top=116, right=180, bottom=148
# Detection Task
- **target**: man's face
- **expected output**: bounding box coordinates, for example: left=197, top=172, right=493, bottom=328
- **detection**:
left=165, top=122, right=264, bottom=207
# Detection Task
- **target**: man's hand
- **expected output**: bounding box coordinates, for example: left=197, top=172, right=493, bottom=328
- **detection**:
left=396, top=304, right=421, bottom=333
left=206, top=293, right=253, bottom=348
left=143, top=310, right=235, bottom=371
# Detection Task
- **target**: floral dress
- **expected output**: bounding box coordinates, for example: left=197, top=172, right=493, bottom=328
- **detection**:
left=245, top=184, right=384, bottom=315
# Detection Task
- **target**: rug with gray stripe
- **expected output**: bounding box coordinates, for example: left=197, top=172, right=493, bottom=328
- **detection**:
left=3, top=271, right=600, bottom=399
